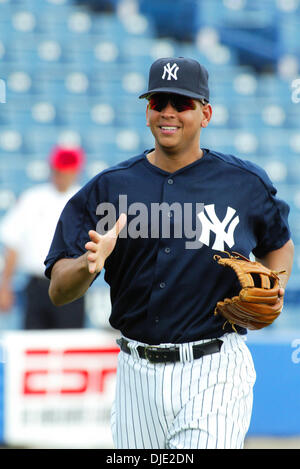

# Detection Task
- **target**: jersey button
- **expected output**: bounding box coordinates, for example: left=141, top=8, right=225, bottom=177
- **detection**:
left=164, top=247, right=171, bottom=254
left=167, top=178, right=174, bottom=185
left=159, top=282, right=166, bottom=289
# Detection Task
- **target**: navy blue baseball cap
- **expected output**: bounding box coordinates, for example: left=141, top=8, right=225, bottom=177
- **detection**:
left=139, top=57, right=209, bottom=102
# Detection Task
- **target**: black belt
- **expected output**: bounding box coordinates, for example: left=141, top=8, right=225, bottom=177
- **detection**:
left=116, top=337, right=223, bottom=364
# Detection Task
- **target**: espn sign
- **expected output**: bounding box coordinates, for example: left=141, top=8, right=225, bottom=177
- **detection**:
left=3, top=330, right=119, bottom=448
left=23, top=347, right=118, bottom=395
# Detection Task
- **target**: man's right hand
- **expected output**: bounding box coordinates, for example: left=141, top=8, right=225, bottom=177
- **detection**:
left=49, top=213, right=127, bottom=306
left=84, top=213, right=127, bottom=274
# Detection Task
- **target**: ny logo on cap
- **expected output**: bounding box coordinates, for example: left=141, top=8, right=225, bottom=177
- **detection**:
left=162, top=62, right=179, bottom=81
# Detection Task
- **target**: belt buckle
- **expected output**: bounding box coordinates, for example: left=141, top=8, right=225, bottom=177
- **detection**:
left=144, top=346, right=160, bottom=363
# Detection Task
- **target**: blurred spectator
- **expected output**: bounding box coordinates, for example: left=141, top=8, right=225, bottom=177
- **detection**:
left=0, top=145, right=86, bottom=330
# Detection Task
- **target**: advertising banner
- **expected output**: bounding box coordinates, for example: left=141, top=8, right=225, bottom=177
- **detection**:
left=2, top=329, right=119, bottom=448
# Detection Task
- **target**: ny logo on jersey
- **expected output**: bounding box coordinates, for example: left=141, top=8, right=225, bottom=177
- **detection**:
left=162, top=62, right=179, bottom=81
left=197, top=204, right=239, bottom=251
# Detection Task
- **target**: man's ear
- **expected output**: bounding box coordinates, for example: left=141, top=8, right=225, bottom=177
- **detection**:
left=201, top=103, right=212, bottom=128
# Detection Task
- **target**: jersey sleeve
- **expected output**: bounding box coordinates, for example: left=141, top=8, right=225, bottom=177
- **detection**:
left=44, top=178, right=100, bottom=279
left=251, top=172, right=291, bottom=259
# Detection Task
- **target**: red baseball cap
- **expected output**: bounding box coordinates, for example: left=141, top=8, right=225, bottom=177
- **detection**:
left=49, top=145, right=85, bottom=172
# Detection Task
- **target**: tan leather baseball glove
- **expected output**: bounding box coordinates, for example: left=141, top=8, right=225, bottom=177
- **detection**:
left=213, top=252, right=285, bottom=330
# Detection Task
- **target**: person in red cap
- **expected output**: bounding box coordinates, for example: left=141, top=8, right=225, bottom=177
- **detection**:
left=0, top=145, right=86, bottom=329
left=50, top=145, right=85, bottom=190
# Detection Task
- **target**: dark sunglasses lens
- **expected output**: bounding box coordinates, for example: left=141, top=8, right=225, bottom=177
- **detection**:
left=148, top=95, right=168, bottom=111
left=172, top=96, right=196, bottom=112
left=148, top=94, right=196, bottom=112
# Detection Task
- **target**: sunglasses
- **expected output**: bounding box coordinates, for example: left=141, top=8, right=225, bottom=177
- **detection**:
left=147, top=93, right=206, bottom=112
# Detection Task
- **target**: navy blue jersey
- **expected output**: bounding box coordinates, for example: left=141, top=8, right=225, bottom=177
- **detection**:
left=44, top=150, right=291, bottom=344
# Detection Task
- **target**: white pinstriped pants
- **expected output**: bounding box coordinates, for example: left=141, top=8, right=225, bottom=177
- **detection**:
left=111, top=333, right=256, bottom=449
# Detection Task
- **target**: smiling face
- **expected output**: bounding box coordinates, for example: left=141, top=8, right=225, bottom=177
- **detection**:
left=146, top=93, right=212, bottom=157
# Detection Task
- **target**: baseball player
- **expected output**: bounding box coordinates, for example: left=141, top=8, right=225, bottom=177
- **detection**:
left=45, top=57, right=294, bottom=449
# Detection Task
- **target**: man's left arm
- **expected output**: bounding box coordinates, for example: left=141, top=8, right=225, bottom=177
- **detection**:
left=255, top=239, right=294, bottom=290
